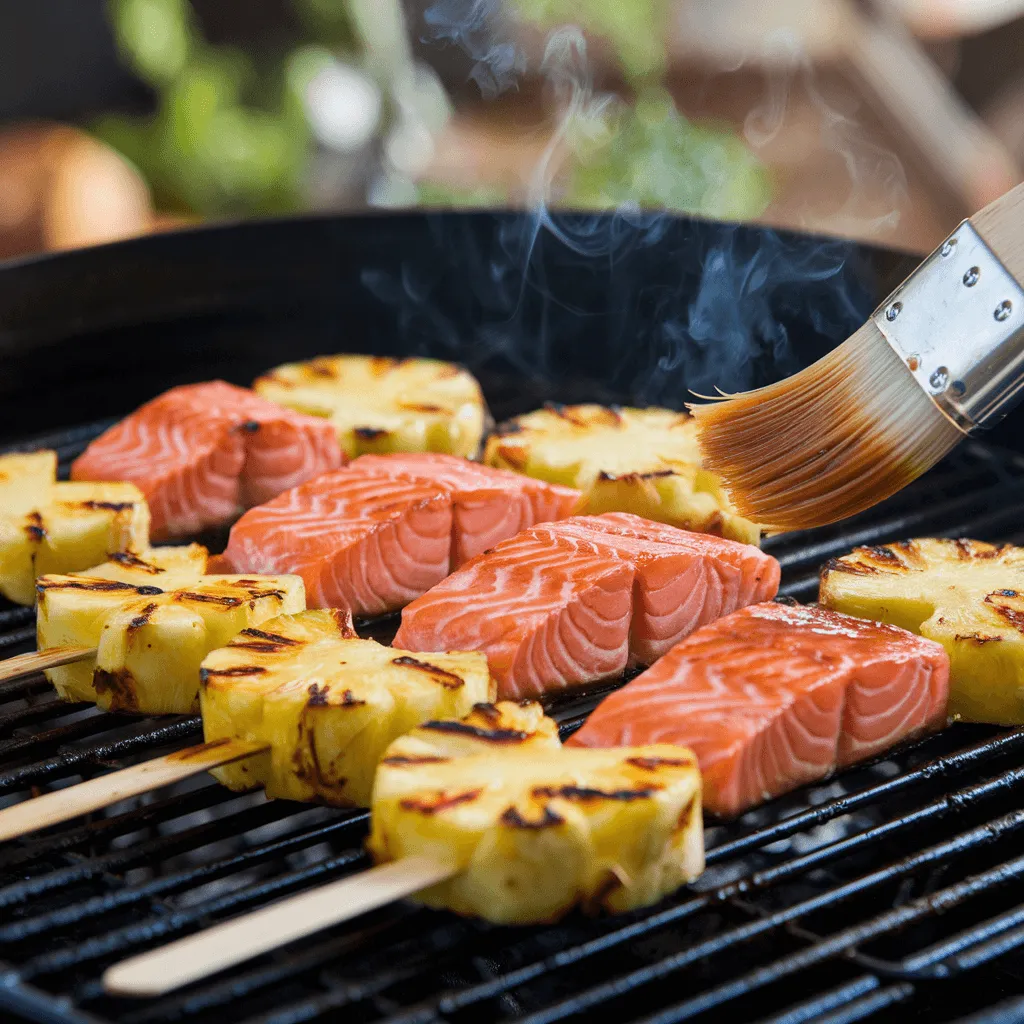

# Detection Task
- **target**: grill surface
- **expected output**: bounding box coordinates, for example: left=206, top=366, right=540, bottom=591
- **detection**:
left=4, top=423, right=1024, bottom=1024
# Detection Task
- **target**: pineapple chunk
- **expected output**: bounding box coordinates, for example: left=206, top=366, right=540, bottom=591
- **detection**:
left=0, top=450, right=150, bottom=606
left=200, top=610, right=494, bottom=806
left=253, top=355, right=487, bottom=459
left=484, top=405, right=760, bottom=545
left=37, top=552, right=304, bottom=714
left=368, top=702, right=704, bottom=924
left=820, top=538, right=1024, bottom=724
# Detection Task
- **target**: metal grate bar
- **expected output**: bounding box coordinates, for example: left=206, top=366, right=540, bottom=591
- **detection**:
left=754, top=976, right=886, bottom=1024
left=800, top=984, right=916, bottom=1024
left=3, top=809, right=370, bottom=942
left=508, top=813, right=1024, bottom=1024
left=0, top=717, right=202, bottom=794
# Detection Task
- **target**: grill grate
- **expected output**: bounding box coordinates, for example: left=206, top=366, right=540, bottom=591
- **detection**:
left=4, top=425, right=1024, bottom=1024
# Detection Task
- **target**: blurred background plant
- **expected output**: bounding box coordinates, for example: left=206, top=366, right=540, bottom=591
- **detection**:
left=85, top=0, right=771, bottom=221
left=2, top=0, right=1023, bottom=260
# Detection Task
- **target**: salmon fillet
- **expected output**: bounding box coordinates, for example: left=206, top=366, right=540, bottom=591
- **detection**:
left=71, top=382, right=343, bottom=540
left=539, top=513, right=780, bottom=664
left=394, top=512, right=780, bottom=698
left=350, top=453, right=581, bottom=564
left=570, top=602, right=950, bottom=816
left=219, top=454, right=581, bottom=617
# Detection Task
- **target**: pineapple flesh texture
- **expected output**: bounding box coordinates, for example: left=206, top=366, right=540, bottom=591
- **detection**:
left=0, top=450, right=150, bottom=605
left=253, top=355, right=487, bottom=459
left=200, top=609, right=494, bottom=807
left=37, top=547, right=304, bottom=714
left=484, top=405, right=760, bottom=545
left=368, top=702, right=704, bottom=924
left=820, top=538, right=1024, bottom=724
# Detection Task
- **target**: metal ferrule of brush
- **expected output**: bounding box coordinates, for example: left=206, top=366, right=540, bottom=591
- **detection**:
left=872, top=220, right=1024, bottom=434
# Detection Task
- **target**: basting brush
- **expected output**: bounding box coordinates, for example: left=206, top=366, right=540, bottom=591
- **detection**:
left=692, top=182, right=1024, bottom=531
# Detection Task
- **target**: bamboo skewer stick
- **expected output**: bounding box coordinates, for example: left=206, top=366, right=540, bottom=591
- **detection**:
left=0, top=645, right=96, bottom=683
left=0, top=738, right=268, bottom=843
left=103, top=856, right=458, bottom=997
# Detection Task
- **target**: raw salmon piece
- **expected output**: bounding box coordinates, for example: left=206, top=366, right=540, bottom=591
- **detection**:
left=350, top=453, right=581, bottom=565
left=394, top=530, right=633, bottom=699
left=538, top=513, right=780, bottom=664
left=219, top=470, right=452, bottom=617
left=570, top=602, right=950, bottom=817
left=71, top=381, right=343, bottom=540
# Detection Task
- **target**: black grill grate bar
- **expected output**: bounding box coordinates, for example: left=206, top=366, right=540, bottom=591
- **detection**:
left=3, top=808, right=370, bottom=942
left=0, top=711, right=136, bottom=762
left=0, top=626, right=36, bottom=651
left=0, top=784, right=232, bottom=878
left=4, top=420, right=116, bottom=461
left=369, top=766, right=1024, bottom=1024
left=116, top=916, right=426, bottom=1024
left=764, top=483, right=1022, bottom=569
left=706, top=728, right=1024, bottom=865
left=1, top=797, right=306, bottom=919
left=938, top=915, right=1024, bottom=976
left=754, top=975, right=885, bottom=1024
left=0, top=696, right=72, bottom=733
left=892, top=901, right=1024, bottom=977
left=0, top=717, right=202, bottom=794
left=0, top=606, right=33, bottom=631
left=631, top=850, right=1024, bottom=1024
left=500, top=812, right=1024, bottom=1024
left=20, top=848, right=372, bottom=982
left=0, top=675, right=50, bottom=703
left=791, top=984, right=915, bottom=1024
left=0, top=965, right=110, bottom=1024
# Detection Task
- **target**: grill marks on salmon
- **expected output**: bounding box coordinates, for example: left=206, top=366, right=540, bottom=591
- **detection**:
left=71, top=382, right=344, bottom=540
left=219, top=453, right=581, bottom=617
left=569, top=602, right=950, bottom=816
left=394, top=512, right=780, bottom=699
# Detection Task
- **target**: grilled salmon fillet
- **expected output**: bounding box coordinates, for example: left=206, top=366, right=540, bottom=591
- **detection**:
left=394, top=512, right=780, bottom=698
left=201, top=609, right=492, bottom=807
left=570, top=602, right=950, bottom=817
left=368, top=701, right=703, bottom=923
left=218, top=454, right=580, bottom=615
left=71, top=381, right=343, bottom=540
left=0, top=450, right=150, bottom=605
left=820, top=538, right=1024, bottom=724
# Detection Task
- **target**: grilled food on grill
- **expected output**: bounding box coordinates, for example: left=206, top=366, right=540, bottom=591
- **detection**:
left=253, top=355, right=487, bottom=459
left=484, top=404, right=760, bottom=545
left=570, top=602, right=949, bottom=816
left=71, top=381, right=344, bottom=540
left=0, top=450, right=150, bottom=606
left=820, top=538, right=1024, bottom=724
left=395, top=512, right=780, bottom=698
left=37, top=548, right=305, bottom=714
left=200, top=609, right=493, bottom=806
left=367, top=701, right=704, bottom=923
left=218, top=453, right=579, bottom=614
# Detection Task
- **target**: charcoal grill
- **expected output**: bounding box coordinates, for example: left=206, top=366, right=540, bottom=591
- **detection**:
left=3, top=211, right=1024, bottom=1024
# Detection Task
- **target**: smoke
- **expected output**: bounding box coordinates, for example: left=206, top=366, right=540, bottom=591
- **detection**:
left=357, top=0, right=902, bottom=409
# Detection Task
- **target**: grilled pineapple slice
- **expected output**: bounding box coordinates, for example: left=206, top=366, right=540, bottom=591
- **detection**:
left=368, top=702, right=704, bottom=924
left=200, top=609, right=494, bottom=806
left=0, top=450, right=150, bottom=605
left=37, top=550, right=304, bottom=714
left=820, top=538, right=1024, bottom=724
left=484, top=405, right=759, bottom=545
left=253, top=355, right=487, bottom=459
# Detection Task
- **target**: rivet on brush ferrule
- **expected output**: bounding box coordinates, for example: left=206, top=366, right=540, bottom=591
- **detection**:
left=872, top=219, right=1024, bottom=433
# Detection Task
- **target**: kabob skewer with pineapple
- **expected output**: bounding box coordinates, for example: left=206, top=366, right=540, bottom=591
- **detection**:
left=103, top=699, right=704, bottom=997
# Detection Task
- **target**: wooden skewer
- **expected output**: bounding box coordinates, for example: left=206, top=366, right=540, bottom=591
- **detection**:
left=0, top=738, right=268, bottom=843
left=103, top=856, right=458, bottom=997
left=0, top=645, right=96, bottom=683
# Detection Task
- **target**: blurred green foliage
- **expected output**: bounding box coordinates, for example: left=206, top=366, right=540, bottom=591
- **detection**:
left=96, top=0, right=345, bottom=215
left=96, top=0, right=769, bottom=221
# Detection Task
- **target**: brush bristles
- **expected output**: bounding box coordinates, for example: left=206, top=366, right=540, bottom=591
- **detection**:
left=691, top=322, right=965, bottom=531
